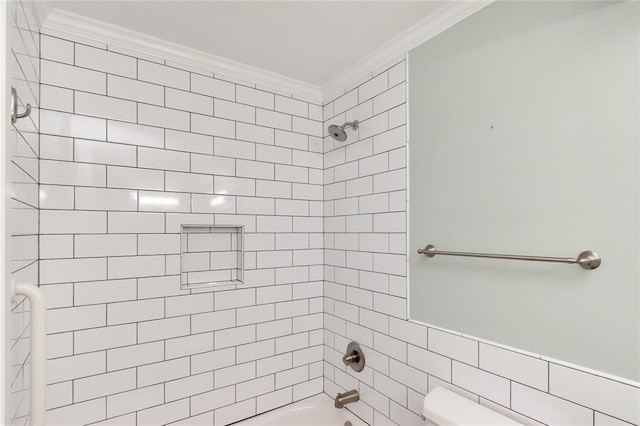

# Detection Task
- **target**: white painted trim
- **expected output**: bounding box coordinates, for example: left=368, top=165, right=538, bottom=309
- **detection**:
left=0, top=1, right=7, bottom=422
left=40, top=2, right=493, bottom=106
left=41, top=9, right=324, bottom=104
left=322, top=0, right=494, bottom=102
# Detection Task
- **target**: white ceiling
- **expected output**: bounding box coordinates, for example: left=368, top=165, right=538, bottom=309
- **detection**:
left=47, top=1, right=447, bottom=86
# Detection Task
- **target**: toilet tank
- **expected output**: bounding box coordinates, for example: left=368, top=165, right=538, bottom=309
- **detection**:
left=423, top=387, right=523, bottom=426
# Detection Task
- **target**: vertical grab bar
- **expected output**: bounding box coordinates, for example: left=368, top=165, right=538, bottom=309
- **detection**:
left=11, top=281, right=45, bottom=426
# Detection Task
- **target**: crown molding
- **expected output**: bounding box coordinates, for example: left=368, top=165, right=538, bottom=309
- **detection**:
left=322, top=0, right=494, bottom=102
left=41, top=9, right=324, bottom=104
left=41, top=1, right=492, bottom=106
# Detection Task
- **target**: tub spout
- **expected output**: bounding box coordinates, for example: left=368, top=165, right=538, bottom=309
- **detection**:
left=334, top=389, right=359, bottom=408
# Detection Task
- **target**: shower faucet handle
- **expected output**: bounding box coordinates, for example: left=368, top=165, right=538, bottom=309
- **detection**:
left=342, top=353, right=359, bottom=365
left=342, top=341, right=365, bottom=372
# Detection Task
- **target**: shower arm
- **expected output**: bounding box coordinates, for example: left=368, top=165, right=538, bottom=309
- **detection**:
left=340, top=120, right=359, bottom=130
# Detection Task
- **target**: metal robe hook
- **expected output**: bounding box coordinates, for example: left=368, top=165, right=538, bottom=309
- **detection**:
left=11, top=86, right=31, bottom=124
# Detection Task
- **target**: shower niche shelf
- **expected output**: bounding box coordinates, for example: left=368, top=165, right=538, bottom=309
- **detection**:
left=180, top=224, right=244, bottom=290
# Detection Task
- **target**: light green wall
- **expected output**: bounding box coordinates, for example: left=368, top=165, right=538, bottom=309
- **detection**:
left=409, top=1, right=639, bottom=380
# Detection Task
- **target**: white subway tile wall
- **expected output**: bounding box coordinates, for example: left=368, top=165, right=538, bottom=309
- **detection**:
left=322, top=58, right=640, bottom=426
left=12, top=19, right=637, bottom=426
left=7, top=1, right=40, bottom=425
left=39, top=33, right=324, bottom=425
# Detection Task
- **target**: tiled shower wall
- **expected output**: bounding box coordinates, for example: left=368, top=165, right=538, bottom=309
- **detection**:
left=38, top=32, right=325, bottom=425
left=6, top=1, right=40, bottom=424
left=321, top=58, right=640, bottom=426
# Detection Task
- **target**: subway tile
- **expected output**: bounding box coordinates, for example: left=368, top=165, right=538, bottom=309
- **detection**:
left=74, top=279, right=137, bottom=305
left=41, top=159, right=106, bottom=187
left=39, top=185, right=73, bottom=210
left=75, top=91, right=137, bottom=122
left=40, top=234, right=73, bottom=259
left=191, top=114, right=235, bottom=138
left=215, top=98, right=255, bottom=123
left=107, top=121, right=164, bottom=148
left=40, top=135, right=73, bottom=161
left=137, top=399, right=190, bottom=425
left=452, top=361, right=510, bottom=406
left=215, top=398, right=256, bottom=425
left=215, top=137, right=255, bottom=160
left=108, top=212, right=165, bottom=233
left=374, top=169, right=406, bottom=193
left=428, top=328, right=478, bottom=367
left=165, top=372, right=214, bottom=402
left=334, top=89, right=358, bottom=115
left=47, top=351, right=105, bottom=383
left=215, top=324, right=255, bottom=349
left=237, top=122, right=275, bottom=145
left=190, top=385, right=235, bottom=416
left=276, top=332, right=308, bottom=354
left=359, top=72, right=388, bottom=102
left=257, top=387, right=292, bottom=413
left=138, top=147, right=190, bottom=172
left=75, top=44, right=136, bottom=78
left=75, top=187, right=138, bottom=211
left=512, top=382, right=594, bottom=425
left=138, top=104, right=189, bottom=131
left=106, top=385, right=164, bottom=417
left=166, top=333, right=214, bottom=359
left=190, top=154, right=234, bottom=178
left=215, top=361, right=256, bottom=388
left=75, top=139, right=137, bottom=167
left=108, top=75, right=164, bottom=105
left=166, top=293, right=213, bottom=317
left=41, top=210, right=106, bottom=234
left=479, top=343, right=548, bottom=391
left=373, top=125, right=406, bottom=154
left=107, top=166, right=164, bottom=191
left=107, top=341, right=164, bottom=371
left=167, top=88, right=213, bottom=115
left=108, top=255, right=165, bottom=279
left=236, top=159, right=274, bottom=180
left=74, top=368, right=136, bottom=402
left=74, top=234, right=137, bottom=257
left=138, top=358, right=190, bottom=387
left=40, top=35, right=73, bottom=64
left=258, top=180, right=292, bottom=199
left=138, top=316, right=190, bottom=343
left=237, top=304, right=275, bottom=326
left=256, top=144, right=292, bottom=165
left=47, top=398, right=106, bottom=426
left=236, top=340, right=276, bottom=364
left=549, top=364, right=639, bottom=424
left=292, top=116, right=322, bottom=137
left=165, top=172, right=213, bottom=194
left=257, top=108, right=291, bottom=131
left=276, top=96, right=308, bottom=117
left=388, top=317, right=428, bottom=349
left=275, top=130, right=308, bottom=150
left=41, top=84, right=73, bottom=112
left=373, top=82, right=406, bottom=115
left=138, top=60, right=189, bottom=89
left=191, top=74, right=235, bottom=101
left=191, top=347, right=236, bottom=375
left=107, top=298, right=164, bottom=325
left=237, top=86, right=274, bottom=109
left=166, top=130, right=213, bottom=155
left=41, top=60, right=106, bottom=94
left=41, top=258, right=107, bottom=285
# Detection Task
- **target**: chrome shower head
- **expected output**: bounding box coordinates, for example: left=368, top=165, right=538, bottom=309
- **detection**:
left=327, top=120, right=359, bottom=142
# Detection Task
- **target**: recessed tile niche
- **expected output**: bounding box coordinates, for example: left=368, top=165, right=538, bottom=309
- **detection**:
left=180, top=225, right=244, bottom=289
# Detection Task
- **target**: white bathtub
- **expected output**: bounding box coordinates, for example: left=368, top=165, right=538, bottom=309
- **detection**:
left=236, top=394, right=369, bottom=426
